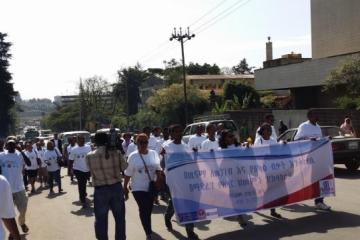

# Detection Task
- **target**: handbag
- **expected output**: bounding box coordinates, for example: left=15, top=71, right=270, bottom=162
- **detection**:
left=139, top=153, right=158, bottom=198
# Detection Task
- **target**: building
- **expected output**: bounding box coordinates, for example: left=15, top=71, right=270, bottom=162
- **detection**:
left=187, top=74, right=254, bottom=90
left=255, top=0, right=360, bottom=108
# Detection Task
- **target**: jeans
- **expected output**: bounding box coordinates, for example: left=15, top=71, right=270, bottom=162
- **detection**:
left=94, top=182, right=126, bottom=240
left=74, top=170, right=90, bottom=204
left=132, top=191, right=154, bottom=235
left=48, top=170, right=61, bottom=190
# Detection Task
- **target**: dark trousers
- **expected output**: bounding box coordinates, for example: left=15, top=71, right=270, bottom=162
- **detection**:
left=23, top=170, right=28, bottom=188
left=315, top=197, right=324, bottom=204
left=68, top=160, right=74, bottom=179
left=165, top=194, right=194, bottom=234
left=94, top=182, right=126, bottom=240
left=48, top=170, right=61, bottom=190
left=74, top=170, right=90, bottom=204
left=132, top=191, right=154, bottom=235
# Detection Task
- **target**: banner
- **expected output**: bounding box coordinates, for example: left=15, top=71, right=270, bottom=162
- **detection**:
left=165, top=138, right=335, bottom=224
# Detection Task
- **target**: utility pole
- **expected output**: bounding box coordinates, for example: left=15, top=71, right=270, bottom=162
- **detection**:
left=125, top=76, right=130, bottom=131
left=170, top=27, right=195, bottom=125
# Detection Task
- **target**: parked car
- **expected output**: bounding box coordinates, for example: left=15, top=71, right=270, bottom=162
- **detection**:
left=278, top=126, right=360, bottom=171
left=183, top=119, right=239, bottom=144
left=59, top=131, right=91, bottom=146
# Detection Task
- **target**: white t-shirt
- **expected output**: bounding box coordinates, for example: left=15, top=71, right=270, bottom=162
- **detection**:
left=43, top=150, right=60, bottom=172
left=255, top=125, right=277, bottom=142
left=201, top=139, right=219, bottom=151
left=67, top=144, right=76, bottom=160
left=148, top=136, right=161, bottom=153
left=126, top=142, right=137, bottom=158
left=294, top=120, right=322, bottom=140
left=0, top=152, right=25, bottom=193
left=125, top=150, right=161, bottom=192
left=122, top=140, right=132, bottom=154
left=69, top=145, right=92, bottom=172
left=35, top=147, right=47, bottom=168
left=24, top=150, right=39, bottom=170
left=254, top=136, right=277, bottom=146
left=0, top=175, right=16, bottom=240
left=188, top=135, right=207, bottom=150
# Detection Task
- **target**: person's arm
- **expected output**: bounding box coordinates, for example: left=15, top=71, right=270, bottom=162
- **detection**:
left=3, top=218, right=21, bottom=239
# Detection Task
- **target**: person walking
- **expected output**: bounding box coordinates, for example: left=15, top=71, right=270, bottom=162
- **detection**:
left=34, top=141, right=48, bottom=188
left=254, top=123, right=283, bottom=218
left=23, top=141, right=40, bottom=193
left=0, top=139, right=30, bottom=234
left=43, top=141, right=63, bottom=194
left=162, top=125, right=200, bottom=240
left=66, top=136, right=77, bottom=182
left=0, top=174, right=21, bottom=240
left=294, top=109, right=331, bottom=210
left=69, top=135, right=92, bottom=208
left=201, top=124, right=219, bottom=151
left=255, top=114, right=277, bottom=142
left=188, top=125, right=207, bottom=151
left=86, top=132, right=128, bottom=240
left=278, top=120, right=288, bottom=135
left=124, top=134, right=163, bottom=240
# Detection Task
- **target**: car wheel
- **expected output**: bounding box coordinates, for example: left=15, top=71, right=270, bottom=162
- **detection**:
left=345, top=157, right=360, bottom=172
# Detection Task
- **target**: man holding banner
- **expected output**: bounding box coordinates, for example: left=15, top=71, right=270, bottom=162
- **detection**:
left=294, top=109, right=331, bottom=210
left=164, top=119, right=335, bottom=227
left=162, top=124, right=200, bottom=240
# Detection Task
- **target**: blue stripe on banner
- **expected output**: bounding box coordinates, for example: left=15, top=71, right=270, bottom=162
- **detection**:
left=166, top=138, right=329, bottom=172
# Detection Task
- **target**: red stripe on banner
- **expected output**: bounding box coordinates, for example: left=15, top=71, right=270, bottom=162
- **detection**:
left=258, top=174, right=334, bottom=209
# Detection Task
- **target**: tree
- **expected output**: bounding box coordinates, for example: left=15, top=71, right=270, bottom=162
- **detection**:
left=232, top=58, right=254, bottom=74
left=162, top=59, right=182, bottom=86
left=147, top=84, right=209, bottom=125
left=187, top=62, right=220, bottom=75
left=223, top=81, right=260, bottom=109
left=114, top=65, right=148, bottom=115
left=0, top=32, right=17, bottom=137
left=324, top=57, right=360, bottom=97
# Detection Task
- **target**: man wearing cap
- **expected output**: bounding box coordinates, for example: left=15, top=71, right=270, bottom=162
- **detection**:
left=0, top=139, right=31, bottom=234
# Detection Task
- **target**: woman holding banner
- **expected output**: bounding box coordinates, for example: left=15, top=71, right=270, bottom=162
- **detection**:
left=254, top=123, right=283, bottom=218
left=124, top=134, right=163, bottom=240
left=218, top=130, right=248, bottom=227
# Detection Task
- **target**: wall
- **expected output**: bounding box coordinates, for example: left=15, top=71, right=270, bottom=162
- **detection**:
left=226, top=108, right=360, bottom=140
left=311, top=0, right=360, bottom=59
left=255, top=53, right=360, bottom=91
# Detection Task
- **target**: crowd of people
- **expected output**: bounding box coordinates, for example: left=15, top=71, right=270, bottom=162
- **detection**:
left=0, top=111, right=355, bottom=240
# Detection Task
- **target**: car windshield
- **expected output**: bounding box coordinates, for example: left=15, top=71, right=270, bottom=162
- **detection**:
left=321, top=127, right=346, bottom=137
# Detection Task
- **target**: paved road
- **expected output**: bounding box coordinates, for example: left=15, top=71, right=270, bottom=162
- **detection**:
left=7, top=166, right=360, bottom=240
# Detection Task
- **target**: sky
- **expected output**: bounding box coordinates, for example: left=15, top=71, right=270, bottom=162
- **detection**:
left=0, top=0, right=311, bottom=100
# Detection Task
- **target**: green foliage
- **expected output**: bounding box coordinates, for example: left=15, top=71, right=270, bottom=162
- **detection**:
left=223, top=81, right=260, bottom=109
left=334, top=96, right=360, bottom=110
left=212, top=101, right=229, bottom=114
left=114, top=65, right=149, bottom=115
left=259, top=91, right=277, bottom=108
left=42, top=103, right=80, bottom=132
left=147, top=84, right=209, bottom=125
left=324, top=57, right=360, bottom=97
left=0, top=32, right=17, bottom=137
left=162, top=59, right=183, bottom=86
left=232, top=58, right=254, bottom=74
left=187, top=62, right=220, bottom=75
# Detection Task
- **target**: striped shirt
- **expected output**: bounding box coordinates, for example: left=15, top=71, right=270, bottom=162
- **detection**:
left=86, top=146, right=127, bottom=187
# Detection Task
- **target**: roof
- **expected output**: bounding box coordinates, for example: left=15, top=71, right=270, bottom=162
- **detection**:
left=186, top=74, right=254, bottom=80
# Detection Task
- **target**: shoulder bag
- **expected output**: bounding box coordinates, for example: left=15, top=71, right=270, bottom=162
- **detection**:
left=139, top=152, right=158, bottom=198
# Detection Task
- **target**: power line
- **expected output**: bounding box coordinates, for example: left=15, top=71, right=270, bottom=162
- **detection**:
left=188, top=0, right=228, bottom=28
left=194, top=0, right=251, bottom=33
left=197, top=0, right=252, bottom=35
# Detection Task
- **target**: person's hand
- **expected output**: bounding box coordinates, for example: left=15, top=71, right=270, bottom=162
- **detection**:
left=123, top=187, right=129, bottom=200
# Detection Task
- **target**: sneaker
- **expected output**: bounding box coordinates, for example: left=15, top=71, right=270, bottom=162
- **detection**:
left=270, top=210, right=282, bottom=218
left=316, top=202, right=331, bottom=210
left=146, top=234, right=153, bottom=240
left=164, top=214, right=173, bottom=231
left=238, top=215, right=247, bottom=228
left=21, top=224, right=29, bottom=233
